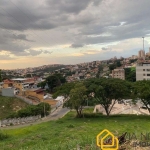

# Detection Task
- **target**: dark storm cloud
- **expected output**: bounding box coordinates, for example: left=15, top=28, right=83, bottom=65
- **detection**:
left=0, top=0, right=150, bottom=57
left=70, top=43, right=84, bottom=48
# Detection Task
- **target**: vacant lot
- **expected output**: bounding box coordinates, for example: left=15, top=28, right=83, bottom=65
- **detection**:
left=0, top=109, right=150, bottom=150
left=0, top=96, right=28, bottom=119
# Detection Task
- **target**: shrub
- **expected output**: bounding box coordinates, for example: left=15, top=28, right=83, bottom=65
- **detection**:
left=6, top=102, right=51, bottom=118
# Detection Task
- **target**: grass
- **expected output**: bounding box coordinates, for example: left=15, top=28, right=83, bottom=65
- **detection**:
left=0, top=96, right=29, bottom=119
left=0, top=109, right=150, bottom=150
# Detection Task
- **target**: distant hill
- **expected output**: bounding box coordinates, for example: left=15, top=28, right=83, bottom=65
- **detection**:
left=33, top=65, right=66, bottom=75
left=0, top=96, right=29, bottom=119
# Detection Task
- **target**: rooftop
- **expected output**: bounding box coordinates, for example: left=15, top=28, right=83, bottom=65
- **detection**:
left=11, top=78, right=27, bottom=81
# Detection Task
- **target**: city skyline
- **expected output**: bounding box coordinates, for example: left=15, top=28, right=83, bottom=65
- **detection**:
left=1, top=0, right=150, bottom=69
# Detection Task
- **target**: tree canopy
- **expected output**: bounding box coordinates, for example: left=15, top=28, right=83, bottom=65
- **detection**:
left=133, top=80, right=150, bottom=113
left=38, top=73, right=66, bottom=93
left=124, top=68, right=136, bottom=82
left=84, top=78, right=131, bottom=116
left=64, top=82, right=87, bottom=117
left=53, top=82, right=76, bottom=99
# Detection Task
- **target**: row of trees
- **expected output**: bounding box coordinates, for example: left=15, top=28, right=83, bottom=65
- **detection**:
left=53, top=78, right=150, bottom=117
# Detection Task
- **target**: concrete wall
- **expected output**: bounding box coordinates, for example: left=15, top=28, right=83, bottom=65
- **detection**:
left=2, top=88, right=15, bottom=97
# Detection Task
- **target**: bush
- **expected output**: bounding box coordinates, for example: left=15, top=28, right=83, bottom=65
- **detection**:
left=6, top=103, right=51, bottom=118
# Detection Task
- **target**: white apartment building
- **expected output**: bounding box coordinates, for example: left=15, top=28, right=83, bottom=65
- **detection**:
left=112, top=69, right=125, bottom=80
left=136, top=63, right=150, bottom=81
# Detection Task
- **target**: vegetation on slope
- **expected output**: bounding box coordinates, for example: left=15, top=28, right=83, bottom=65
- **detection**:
left=0, top=109, right=150, bottom=150
left=0, top=96, right=29, bottom=119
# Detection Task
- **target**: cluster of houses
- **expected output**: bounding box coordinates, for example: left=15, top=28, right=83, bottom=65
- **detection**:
left=0, top=78, right=65, bottom=108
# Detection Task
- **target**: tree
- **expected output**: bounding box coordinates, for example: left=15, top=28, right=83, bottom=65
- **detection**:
left=37, top=102, right=51, bottom=117
left=85, top=78, right=131, bottom=116
left=46, top=74, right=66, bottom=92
left=133, top=80, right=150, bottom=113
left=64, top=82, right=87, bottom=117
left=116, top=60, right=121, bottom=67
left=52, top=82, right=76, bottom=99
left=96, top=65, right=103, bottom=78
left=124, top=68, right=136, bottom=82
left=109, top=64, right=116, bottom=71
left=54, top=73, right=66, bottom=83
left=37, top=81, right=46, bottom=89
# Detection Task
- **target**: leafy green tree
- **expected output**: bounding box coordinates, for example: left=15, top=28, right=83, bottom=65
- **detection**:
left=64, top=82, right=87, bottom=117
left=37, top=102, right=51, bottom=117
left=130, top=59, right=137, bottom=63
left=109, top=64, right=116, bottom=71
left=54, top=73, right=66, bottom=83
left=124, top=68, right=136, bottom=82
left=133, top=80, right=150, bottom=113
left=37, top=81, right=46, bottom=89
left=116, top=60, right=121, bottom=67
left=46, top=74, right=66, bottom=92
left=85, top=78, right=131, bottom=116
left=53, top=82, right=76, bottom=99
left=96, top=65, right=103, bottom=78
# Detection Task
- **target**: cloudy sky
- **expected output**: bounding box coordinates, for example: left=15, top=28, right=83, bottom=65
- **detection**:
left=0, top=0, right=150, bottom=69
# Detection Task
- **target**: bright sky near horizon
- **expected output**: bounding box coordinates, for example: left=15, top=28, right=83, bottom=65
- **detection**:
left=0, top=0, right=150, bottom=69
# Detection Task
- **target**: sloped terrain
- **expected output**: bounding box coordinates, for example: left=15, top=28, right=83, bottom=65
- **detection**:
left=0, top=96, right=29, bottom=119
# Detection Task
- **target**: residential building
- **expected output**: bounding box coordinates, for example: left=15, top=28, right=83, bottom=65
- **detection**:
left=112, top=69, right=125, bottom=80
left=138, top=50, right=145, bottom=59
left=136, top=63, right=150, bottom=81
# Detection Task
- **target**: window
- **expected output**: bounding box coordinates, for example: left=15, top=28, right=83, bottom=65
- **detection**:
left=147, top=69, right=150, bottom=71
left=147, top=74, right=150, bottom=76
left=143, top=69, right=145, bottom=71
left=143, top=74, right=145, bottom=76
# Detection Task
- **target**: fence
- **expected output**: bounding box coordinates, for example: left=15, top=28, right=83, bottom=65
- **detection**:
left=0, top=115, right=41, bottom=127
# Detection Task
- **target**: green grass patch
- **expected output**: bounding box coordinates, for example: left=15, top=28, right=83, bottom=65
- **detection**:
left=0, top=111, right=150, bottom=150
left=0, top=96, right=29, bottom=119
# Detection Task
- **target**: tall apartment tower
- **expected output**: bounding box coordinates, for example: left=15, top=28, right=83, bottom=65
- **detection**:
left=138, top=50, right=145, bottom=59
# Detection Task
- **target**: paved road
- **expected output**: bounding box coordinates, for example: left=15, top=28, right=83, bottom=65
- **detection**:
left=3, top=106, right=70, bottom=129
left=46, top=107, right=69, bottom=120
